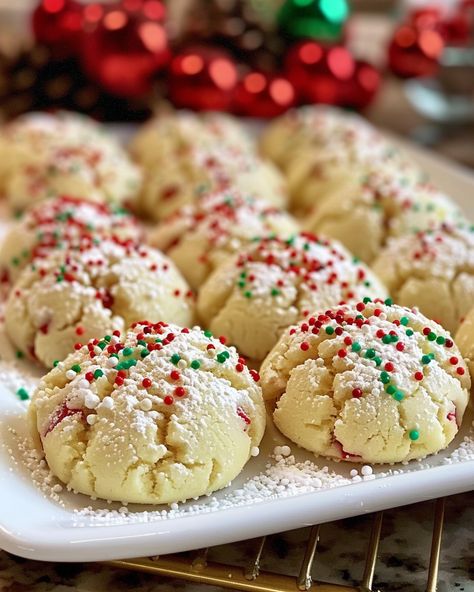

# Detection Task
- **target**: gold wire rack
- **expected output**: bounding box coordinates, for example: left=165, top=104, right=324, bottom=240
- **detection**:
left=106, top=497, right=447, bottom=592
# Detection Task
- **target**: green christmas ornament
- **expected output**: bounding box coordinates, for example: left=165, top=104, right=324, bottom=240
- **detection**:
left=278, top=0, right=349, bottom=41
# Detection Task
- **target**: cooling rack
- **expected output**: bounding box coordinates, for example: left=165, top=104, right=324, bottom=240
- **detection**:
left=106, top=497, right=451, bottom=592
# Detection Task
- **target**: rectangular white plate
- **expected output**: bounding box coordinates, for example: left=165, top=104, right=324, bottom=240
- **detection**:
left=0, top=134, right=473, bottom=563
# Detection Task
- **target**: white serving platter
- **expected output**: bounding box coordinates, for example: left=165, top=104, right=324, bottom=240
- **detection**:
left=0, top=133, right=473, bottom=563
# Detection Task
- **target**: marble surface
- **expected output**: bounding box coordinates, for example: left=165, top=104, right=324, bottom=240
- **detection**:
left=0, top=491, right=472, bottom=592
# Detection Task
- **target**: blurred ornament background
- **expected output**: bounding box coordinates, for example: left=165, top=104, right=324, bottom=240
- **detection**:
left=0, top=0, right=472, bottom=166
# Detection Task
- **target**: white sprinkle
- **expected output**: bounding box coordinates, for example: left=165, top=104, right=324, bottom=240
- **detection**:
left=350, top=469, right=359, bottom=477
left=86, top=414, right=97, bottom=426
left=84, top=393, right=100, bottom=409
left=361, top=465, right=373, bottom=476
left=106, top=357, right=118, bottom=367
left=250, top=446, right=260, bottom=457
left=65, top=370, right=76, bottom=380
left=100, top=396, right=114, bottom=410
left=140, top=398, right=152, bottom=411
left=280, top=445, right=291, bottom=457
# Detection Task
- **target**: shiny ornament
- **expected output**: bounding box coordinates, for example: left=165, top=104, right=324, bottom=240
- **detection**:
left=32, top=0, right=83, bottom=56
left=168, top=46, right=238, bottom=111
left=277, top=0, right=349, bottom=42
left=285, top=40, right=354, bottom=104
left=233, top=71, right=295, bottom=117
left=80, top=0, right=170, bottom=98
left=388, top=23, right=445, bottom=78
left=340, top=60, right=380, bottom=110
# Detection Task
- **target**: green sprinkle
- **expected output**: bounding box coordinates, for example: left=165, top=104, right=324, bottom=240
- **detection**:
left=204, top=330, right=213, bottom=338
left=351, top=342, right=361, bottom=352
left=16, top=387, right=29, bottom=401
left=365, top=348, right=376, bottom=359
left=71, top=364, right=81, bottom=373
left=380, top=371, right=390, bottom=384
left=237, top=280, right=246, bottom=288
left=386, top=385, right=397, bottom=395
left=16, top=350, right=24, bottom=359
left=155, top=338, right=162, bottom=343
left=409, top=430, right=419, bottom=441
left=400, top=317, right=409, bottom=326
left=244, top=291, right=252, bottom=298
left=104, top=335, right=112, bottom=342
left=393, top=390, right=404, bottom=402
left=421, top=354, right=432, bottom=364
left=363, top=297, right=372, bottom=303
left=406, top=329, right=414, bottom=336
left=240, top=272, right=247, bottom=279
left=325, top=326, right=334, bottom=335
left=390, top=334, right=398, bottom=342
left=122, top=347, right=133, bottom=357
left=11, top=257, right=20, bottom=267
left=271, top=288, right=280, bottom=296
left=364, top=281, right=371, bottom=288
left=171, top=354, right=181, bottom=365
left=115, top=362, right=125, bottom=371
left=53, top=360, right=59, bottom=367
left=140, top=349, right=150, bottom=358
left=384, top=298, right=393, bottom=306
left=97, top=341, right=107, bottom=350
left=436, top=336, right=445, bottom=345
left=110, top=353, right=119, bottom=359
left=303, top=243, right=310, bottom=251
left=216, top=353, right=227, bottom=363
left=190, top=360, right=201, bottom=370
left=137, top=340, right=147, bottom=347
left=94, top=369, right=104, bottom=379
left=427, top=332, right=436, bottom=341
left=382, top=334, right=392, bottom=344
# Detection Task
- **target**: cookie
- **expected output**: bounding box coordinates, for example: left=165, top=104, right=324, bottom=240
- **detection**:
left=5, top=240, right=194, bottom=367
left=372, top=225, right=474, bottom=333
left=149, top=190, right=298, bottom=290
left=130, top=110, right=254, bottom=171
left=305, top=167, right=466, bottom=263
left=0, top=196, right=140, bottom=286
left=260, top=300, right=470, bottom=464
left=28, top=321, right=265, bottom=504
left=138, top=143, right=287, bottom=221
left=197, top=233, right=388, bottom=362
left=0, top=111, right=141, bottom=211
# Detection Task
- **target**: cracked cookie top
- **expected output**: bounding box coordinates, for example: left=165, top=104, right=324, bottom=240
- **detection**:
left=5, top=239, right=194, bottom=368
left=197, top=233, right=388, bottom=362
left=29, top=321, right=265, bottom=504
left=260, top=300, right=470, bottom=464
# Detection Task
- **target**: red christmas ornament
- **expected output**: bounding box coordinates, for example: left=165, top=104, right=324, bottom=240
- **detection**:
left=285, top=40, right=354, bottom=105
left=168, top=46, right=238, bottom=111
left=340, top=60, right=380, bottom=110
left=233, top=71, right=296, bottom=117
left=388, top=23, right=445, bottom=78
left=80, top=0, right=170, bottom=98
left=32, top=0, right=83, bottom=56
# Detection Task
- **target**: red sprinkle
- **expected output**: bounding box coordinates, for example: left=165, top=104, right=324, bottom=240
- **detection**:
left=75, top=326, right=85, bottom=336
left=414, top=371, right=423, bottom=381
left=115, top=376, right=124, bottom=386
left=235, top=363, right=244, bottom=372
left=396, top=342, right=405, bottom=352
left=352, top=388, right=363, bottom=398
left=85, top=372, right=94, bottom=383
left=170, top=370, right=180, bottom=381
left=337, top=349, right=347, bottom=358
left=142, top=378, right=152, bottom=388
left=445, top=339, right=453, bottom=348
left=384, top=362, right=395, bottom=372
left=449, top=356, right=458, bottom=365
left=300, top=342, right=310, bottom=351
left=164, top=395, right=174, bottom=405
left=174, top=386, right=186, bottom=397
left=456, top=367, right=465, bottom=375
